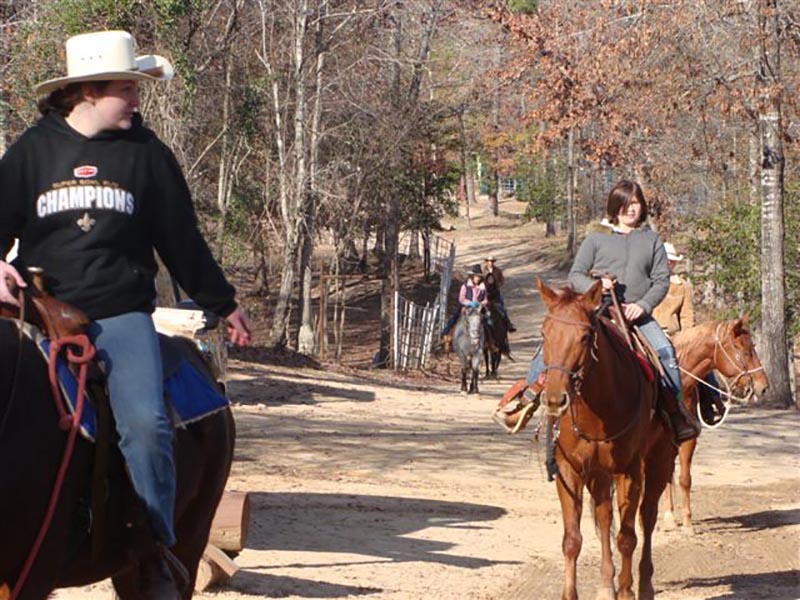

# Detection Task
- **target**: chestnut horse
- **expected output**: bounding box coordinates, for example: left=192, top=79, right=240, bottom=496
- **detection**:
left=0, top=318, right=234, bottom=599
left=662, top=317, right=769, bottom=532
left=537, top=279, right=677, bottom=600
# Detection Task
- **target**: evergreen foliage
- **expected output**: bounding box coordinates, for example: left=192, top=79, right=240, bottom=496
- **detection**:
left=688, top=182, right=799, bottom=336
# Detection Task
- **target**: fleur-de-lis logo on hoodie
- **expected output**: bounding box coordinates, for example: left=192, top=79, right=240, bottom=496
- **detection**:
left=76, top=212, right=96, bottom=232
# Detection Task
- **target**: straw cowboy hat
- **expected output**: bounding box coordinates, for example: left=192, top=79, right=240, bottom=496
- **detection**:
left=35, top=30, right=174, bottom=95
left=663, top=242, right=684, bottom=262
left=485, top=255, right=497, bottom=262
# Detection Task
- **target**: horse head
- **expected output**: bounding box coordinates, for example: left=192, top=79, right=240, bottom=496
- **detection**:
left=536, top=278, right=604, bottom=417
left=714, top=315, right=769, bottom=400
left=453, top=305, right=484, bottom=351
left=463, top=304, right=483, bottom=337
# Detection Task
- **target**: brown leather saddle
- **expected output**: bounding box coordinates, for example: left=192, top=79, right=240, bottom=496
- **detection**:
left=0, top=268, right=90, bottom=341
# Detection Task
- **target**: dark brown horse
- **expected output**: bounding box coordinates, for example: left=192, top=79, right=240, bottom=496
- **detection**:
left=483, top=301, right=510, bottom=380
left=0, top=318, right=234, bottom=599
left=537, top=279, right=677, bottom=600
left=662, top=317, right=769, bottom=532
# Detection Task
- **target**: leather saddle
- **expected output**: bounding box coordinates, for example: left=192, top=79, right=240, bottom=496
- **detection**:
left=0, top=268, right=90, bottom=341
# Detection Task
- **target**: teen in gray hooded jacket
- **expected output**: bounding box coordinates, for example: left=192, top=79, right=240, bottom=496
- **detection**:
left=521, top=180, right=699, bottom=443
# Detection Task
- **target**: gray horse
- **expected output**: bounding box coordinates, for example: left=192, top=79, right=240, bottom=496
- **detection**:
left=452, top=305, right=485, bottom=394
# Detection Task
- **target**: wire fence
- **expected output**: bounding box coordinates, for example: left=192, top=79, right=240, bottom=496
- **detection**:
left=393, top=233, right=456, bottom=370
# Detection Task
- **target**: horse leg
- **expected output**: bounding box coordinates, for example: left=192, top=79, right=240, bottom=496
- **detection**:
left=555, top=467, right=584, bottom=600
left=613, top=467, right=643, bottom=600
left=460, top=363, right=468, bottom=393
left=111, top=567, right=144, bottom=600
left=639, top=436, right=678, bottom=600
left=678, top=438, right=698, bottom=532
left=587, top=475, right=616, bottom=600
left=469, top=366, right=479, bottom=394
left=469, top=354, right=481, bottom=394
left=661, top=478, right=678, bottom=531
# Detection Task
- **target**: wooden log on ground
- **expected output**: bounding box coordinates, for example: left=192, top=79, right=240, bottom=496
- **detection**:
left=194, top=543, right=240, bottom=592
left=209, top=490, right=250, bottom=554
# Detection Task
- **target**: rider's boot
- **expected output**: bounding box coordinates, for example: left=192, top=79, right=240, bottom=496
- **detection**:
left=441, top=334, right=452, bottom=352
left=139, top=547, right=182, bottom=600
left=660, top=388, right=701, bottom=444
left=493, top=378, right=542, bottom=433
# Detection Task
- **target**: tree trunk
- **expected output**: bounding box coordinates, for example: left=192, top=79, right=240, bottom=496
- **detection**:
left=298, top=0, right=327, bottom=355
left=566, top=127, right=577, bottom=258
left=265, top=0, right=309, bottom=349
left=489, top=169, right=499, bottom=217
left=756, top=0, right=791, bottom=406
left=458, top=108, right=471, bottom=224
left=748, top=126, right=761, bottom=204
left=270, top=234, right=298, bottom=349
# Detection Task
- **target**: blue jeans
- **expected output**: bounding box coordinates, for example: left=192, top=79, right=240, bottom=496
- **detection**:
left=637, top=316, right=682, bottom=394
left=525, top=315, right=681, bottom=394
left=87, top=312, right=176, bottom=547
left=526, top=347, right=544, bottom=385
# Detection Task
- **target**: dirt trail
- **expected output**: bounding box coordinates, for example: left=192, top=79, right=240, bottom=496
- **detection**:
left=55, top=199, right=800, bottom=599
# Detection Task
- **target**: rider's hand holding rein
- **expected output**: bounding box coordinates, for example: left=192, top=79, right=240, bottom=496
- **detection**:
left=225, top=307, right=252, bottom=346
left=622, top=303, right=645, bottom=322
left=0, top=260, right=26, bottom=307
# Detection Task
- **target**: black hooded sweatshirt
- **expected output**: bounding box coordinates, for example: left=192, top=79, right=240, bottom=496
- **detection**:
left=0, top=112, right=236, bottom=320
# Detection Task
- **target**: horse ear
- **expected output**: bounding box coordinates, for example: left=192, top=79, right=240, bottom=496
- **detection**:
left=733, top=314, right=749, bottom=336
left=537, top=277, right=559, bottom=309
left=582, top=280, right=604, bottom=311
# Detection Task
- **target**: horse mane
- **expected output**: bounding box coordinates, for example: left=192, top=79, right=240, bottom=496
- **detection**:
left=551, top=285, right=582, bottom=308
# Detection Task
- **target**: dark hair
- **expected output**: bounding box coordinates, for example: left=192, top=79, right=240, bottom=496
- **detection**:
left=37, top=81, right=110, bottom=117
left=606, top=179, right=648, bottom=225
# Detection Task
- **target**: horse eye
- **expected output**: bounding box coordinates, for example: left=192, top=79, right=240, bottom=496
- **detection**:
left=582, top=333, right=591, bottom=345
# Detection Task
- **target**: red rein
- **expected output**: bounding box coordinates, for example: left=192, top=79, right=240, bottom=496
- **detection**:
left=11, top=335, right=95, bottom=600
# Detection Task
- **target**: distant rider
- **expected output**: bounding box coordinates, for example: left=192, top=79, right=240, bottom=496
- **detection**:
left=482, top=255, right=516, bottom=333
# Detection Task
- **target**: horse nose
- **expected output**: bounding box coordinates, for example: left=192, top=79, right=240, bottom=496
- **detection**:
left=544, top=391, right=569, bottom=416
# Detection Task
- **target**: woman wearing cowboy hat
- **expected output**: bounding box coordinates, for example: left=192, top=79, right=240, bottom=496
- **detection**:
left=0, top=30, right=250, bottom=596
left=441, top=265, right=488, bottom=338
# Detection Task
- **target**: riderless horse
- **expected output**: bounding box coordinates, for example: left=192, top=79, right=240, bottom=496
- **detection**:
left=537, top=278, right=678, bottom=600
left=662, top=317, right=769, bottom=531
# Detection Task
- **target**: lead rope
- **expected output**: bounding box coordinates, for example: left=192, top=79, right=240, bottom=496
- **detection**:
left=11, top=334, right=95, bottom=600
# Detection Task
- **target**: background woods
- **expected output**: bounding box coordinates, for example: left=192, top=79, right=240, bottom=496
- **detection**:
left=0, top=0, right=798, bottom=405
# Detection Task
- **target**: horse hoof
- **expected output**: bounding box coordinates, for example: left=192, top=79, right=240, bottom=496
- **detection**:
left=595, top=587, right=617, bottom=600
left=661, top=511, right=677, bottom=531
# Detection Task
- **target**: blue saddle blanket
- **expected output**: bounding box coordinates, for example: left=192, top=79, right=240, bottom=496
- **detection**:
left=39, top=338, right=229, bottom=443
